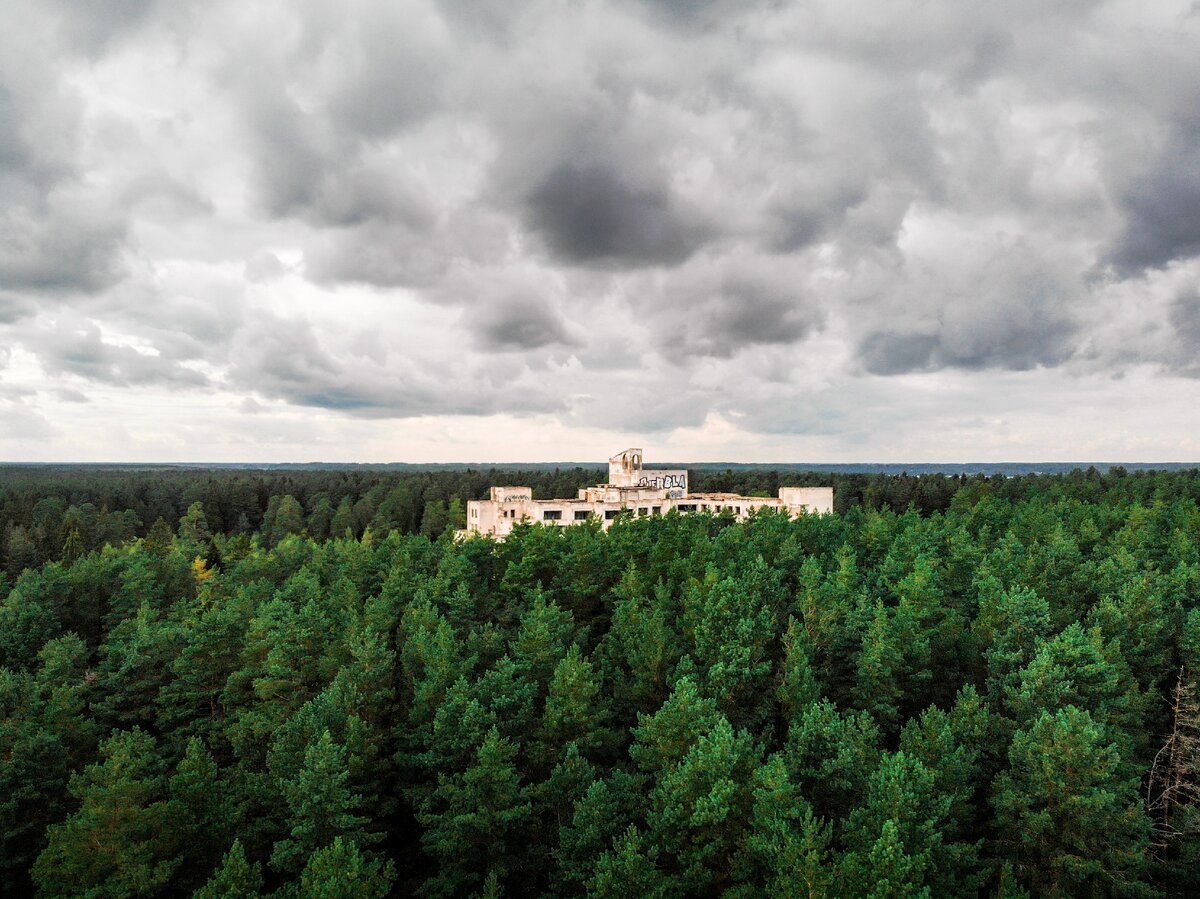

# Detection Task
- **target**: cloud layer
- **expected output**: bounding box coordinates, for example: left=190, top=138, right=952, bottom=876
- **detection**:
left=2, top=0, right=1200, bottom=461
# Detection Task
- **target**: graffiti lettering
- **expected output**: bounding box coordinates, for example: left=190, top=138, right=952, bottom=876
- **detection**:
left=637, top=474, right=686, bottom=490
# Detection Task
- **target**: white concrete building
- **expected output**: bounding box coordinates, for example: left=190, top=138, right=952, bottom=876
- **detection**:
left=463, top=448, right=833, bottom=539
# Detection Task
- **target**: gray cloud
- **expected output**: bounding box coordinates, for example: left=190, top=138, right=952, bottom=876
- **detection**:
left=0, top=198, right=128, bottom=294
left=1168, top=287, right=1200, bottom=376
left=227, top=311, right=566, bottom=419
left=1107, top=114, right=1200, bottom=275
left=3, top=0, right=1200, bottom=458
left=859, top=333, right=940, bottom=377
left=855, top=234, right=1084, bottom=374
left=0, top=293, right=36, bottom=324
left=629, top=0, right=766, bottom=32
left=29, top=320, right=209, bottom=388
left=470, top=296, right=575, bottom=352
left=656, top=255, right=824, bottom=361
left=765, top=180, right=868, bottom=254
left=245, top=252, right=289, bottom=283
left=523, top=158, right=711, bottom=268
left=302, top=219, right=454, bottom=288
left=859, top=303, right=1078, bottom=375
left=0, top=10, right=130, bottom=299
left=43, top=0, right=162, bottom=55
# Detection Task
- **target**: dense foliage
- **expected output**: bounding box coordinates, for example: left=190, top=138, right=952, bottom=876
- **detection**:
left=3, top=466, right=1200, bottom=896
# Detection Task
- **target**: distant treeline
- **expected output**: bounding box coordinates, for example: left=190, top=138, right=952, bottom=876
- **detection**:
left=4, top=465, right=1200, bottom=577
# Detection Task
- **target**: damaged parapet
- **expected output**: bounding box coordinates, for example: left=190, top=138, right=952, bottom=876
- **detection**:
left=462, top=448, right=833, bottom=539
left=607, top=447, right=688, bottom=496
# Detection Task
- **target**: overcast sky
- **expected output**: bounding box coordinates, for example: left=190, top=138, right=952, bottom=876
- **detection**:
left=2, top=0, right=1199, bottom=463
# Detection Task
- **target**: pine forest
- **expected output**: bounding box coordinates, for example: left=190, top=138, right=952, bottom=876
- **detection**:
left=2, top=465, right=1199, bottom=898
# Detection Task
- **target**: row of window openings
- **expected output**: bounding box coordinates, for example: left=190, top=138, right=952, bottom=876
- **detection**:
left=544, top=507, right=665, bottom=521
left=487, top=504, right=745, bottom=523
left=540, top=505, right=750, bottom=521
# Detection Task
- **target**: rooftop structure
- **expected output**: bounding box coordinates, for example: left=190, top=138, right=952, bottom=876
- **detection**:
left=462, top=448, right=833, bottom=539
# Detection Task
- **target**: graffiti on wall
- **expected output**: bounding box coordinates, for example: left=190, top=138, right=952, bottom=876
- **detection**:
left=637, top=471, right=688, bottom=497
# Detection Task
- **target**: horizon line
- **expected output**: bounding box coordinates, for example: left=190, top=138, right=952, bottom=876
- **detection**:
left=2, top=460, right=1199, bottom=469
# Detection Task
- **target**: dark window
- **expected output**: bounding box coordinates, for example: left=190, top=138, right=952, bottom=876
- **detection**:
left=638, top=507, right=648, bottom=516
left=574, top=510, right=590, bottom=520
left=605, top=509, right=619, bottom=520
left=652, top=506, right=661, bottom=515
left=677, top=503, right=697, bottom=512
left=543, top=510, right=562, bottom=520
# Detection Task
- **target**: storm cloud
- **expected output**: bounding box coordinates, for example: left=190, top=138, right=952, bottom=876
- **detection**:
left=2, top=0, right=1200, bottom=461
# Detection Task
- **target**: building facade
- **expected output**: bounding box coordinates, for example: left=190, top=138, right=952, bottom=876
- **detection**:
left=463, top=448, right=834, bottom=539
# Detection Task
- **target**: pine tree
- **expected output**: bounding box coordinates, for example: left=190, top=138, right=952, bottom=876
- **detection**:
left=143, top=517, right=175, bottom=558
left=1, top=669, right=78, bottom=894
left=3, top=523, right=39, bottom=578
left=785, top=698, right=882, bottom=820
left=178, top=501, right=213, bottom=559
left=511, top=590, right=575, bottom=692
left=156, top=586, right=255, bottom=749
left=682, top=566, right=777, bottom=729
left=586, top=825, right=669, bottom=899
left=838, top=818, right=932, bottom=899
left=992, top=706, right=1153, bottom=896
left=629, top=675, right=721, bottom=777
left=0, top=577, right=59, bottom=669
left=898, top=706, right=986, bottom=892
left=839, top=751, right=955, bottom=898
left=416, top=727, right=533, bottom=898
left=554, top=770, right=647, bottom=895
left=730, top=754, right=833, bottom=898
left=538, top=644, right=610, bottom=765
left=331, top=497, right=356, bottom=540
left=777, top=616, right=822, bottom=722
left=307, top=495, right=335, bottom=543
left=1006, top=622, right=1145, bottom=758
left=269, top=495, right=305, bottom=546
left=645, top=715, right=758, bottom=894
left=91, top=601, right=184, bottom=735
left=473, top=654, right=538, bottom=743
left=194, top=839, right=262, bottom=899
left=296, top=837, right=396, bottom=899
left=32, top=728, right=178, bottom=898
left=980, top=586, right=1051, bottom=712
left=270, top=730, right=381, bottom=874
left=399, top=599, right=477, bottom=735
left=598, top=574, right=679, bottom=720
left=421, top=499, right=450, bottom=538
left=167, top=737, right=233, bottom=891
left=894, top=552, right=968, bottom=707
left=856, top=601, right=931, bottom=735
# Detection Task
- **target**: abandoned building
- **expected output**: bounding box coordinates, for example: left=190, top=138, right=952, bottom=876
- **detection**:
left=462, top=448, right=834, bottom=538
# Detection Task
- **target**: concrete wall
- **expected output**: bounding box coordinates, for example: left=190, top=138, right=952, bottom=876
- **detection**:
left=778, top=486, right=835, bottom=515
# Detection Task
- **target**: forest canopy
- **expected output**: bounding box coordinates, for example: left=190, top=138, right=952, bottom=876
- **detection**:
left=2, top=465, right=1200, bottom=896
